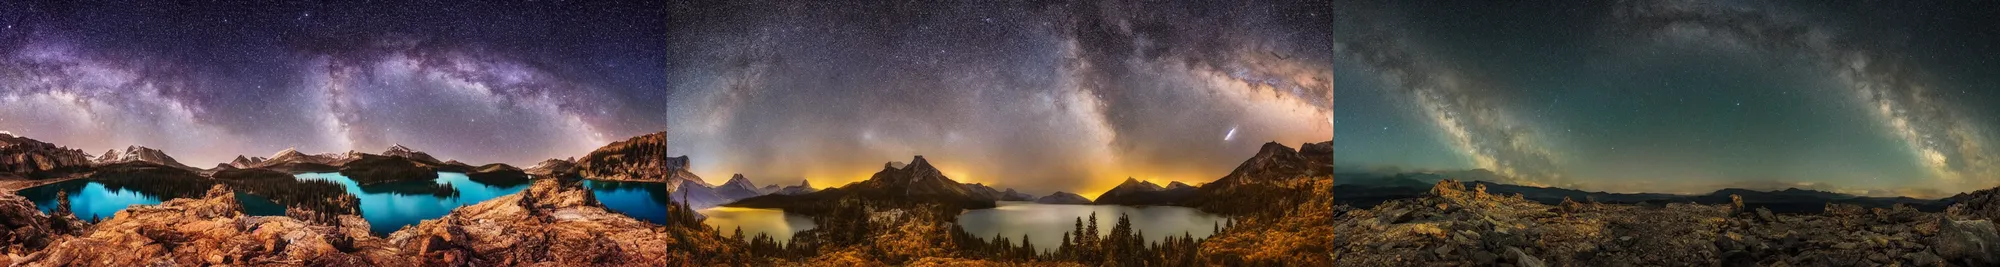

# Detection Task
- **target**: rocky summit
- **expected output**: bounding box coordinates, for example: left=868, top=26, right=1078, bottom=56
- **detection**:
left=1328, top=179, right=2000, bottom=266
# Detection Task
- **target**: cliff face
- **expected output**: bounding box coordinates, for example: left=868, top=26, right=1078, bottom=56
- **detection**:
left=11, top=185, right=409, bottom=266
left=384, top=178, right=743, bottom=265
left=0, top=134, right=93, bottom=179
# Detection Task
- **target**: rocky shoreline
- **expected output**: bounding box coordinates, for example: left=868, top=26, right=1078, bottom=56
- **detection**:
left=1333, top=179, right=2000, bottom=266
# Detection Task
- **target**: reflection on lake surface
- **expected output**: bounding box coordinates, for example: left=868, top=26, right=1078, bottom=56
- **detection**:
left=18, top=179, right=295, bottom=221
left=583, top=180, right=815, bottom=243
left=17, top=179, right=163, bottom=221
left=698, top=207, right=816, bottom=244
left=295, top=172, right=530, bottom=235
left=957, top=201, right=1232, bottom=251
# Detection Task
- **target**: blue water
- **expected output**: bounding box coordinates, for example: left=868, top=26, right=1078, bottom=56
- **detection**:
left=18, top=179, right=163, bottom=222
left=583, top=180, right=815, bottom=243
left=293, top=172, right=530, bottom=235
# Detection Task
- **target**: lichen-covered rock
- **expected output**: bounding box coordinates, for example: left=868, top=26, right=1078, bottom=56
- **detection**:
left=10, top=185, right=408, bottom=266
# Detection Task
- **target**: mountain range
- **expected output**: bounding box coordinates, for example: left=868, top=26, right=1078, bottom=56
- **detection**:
left=1092, top=178, right=1198, bottom=205
left=1334, top=169, right=1949, bottom=213
left=726, top=155, right=997, bottom=213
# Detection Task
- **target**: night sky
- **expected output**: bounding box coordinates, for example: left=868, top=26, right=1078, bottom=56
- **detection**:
left=1334, top=0, right=2000, bottom=197
left=0, top=1, right=1334, bottom=196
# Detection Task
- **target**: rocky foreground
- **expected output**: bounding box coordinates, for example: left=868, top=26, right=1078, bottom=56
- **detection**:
left=1334, top=179, right=2000, bottom=266
left=384, top=177, right=743, bottom=266
left=0, top=177, right=744, bottom=266
left=7, top=185, right=404, bottom=266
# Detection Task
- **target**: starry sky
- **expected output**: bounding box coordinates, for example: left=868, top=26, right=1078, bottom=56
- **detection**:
left=1333, top=0, right=2000, bottom=198
left=0, top=1, right=1334, bottom=196
left=0, top=2, right=662, bottom=168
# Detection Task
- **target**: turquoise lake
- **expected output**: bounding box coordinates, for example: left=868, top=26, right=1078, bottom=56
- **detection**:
left=293, top=172, right=531, bottom=235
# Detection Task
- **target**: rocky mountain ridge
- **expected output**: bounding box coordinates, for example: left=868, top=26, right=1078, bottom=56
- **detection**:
left=94, top=145, right=193, bottom=170
left=0, top=133, right=93, bottom=179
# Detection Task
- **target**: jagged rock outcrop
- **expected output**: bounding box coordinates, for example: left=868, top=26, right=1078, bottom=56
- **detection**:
left=1034, top=192, right=1092, bottom=205
left=0, top=133, right=93, bottom=179
left=1093, top=177, right=1198, bottom=206
left=94, top=145, right=192, bottom=169
left=574, top=132, right=709, bottom=188
left=777, top=180, right=817, bottom=195
left=384, top=178, right=741, bottom=265
left=1, top=189, right=85, bottom=257
left=12, top=185, right=408, bottom=266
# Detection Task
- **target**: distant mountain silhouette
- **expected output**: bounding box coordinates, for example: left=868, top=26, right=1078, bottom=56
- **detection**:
left=1334, top=170, right=1947, bottom=213
left=725, top=155, right=996, bottom=214
left=1093, top=177, right=1198, bottom=206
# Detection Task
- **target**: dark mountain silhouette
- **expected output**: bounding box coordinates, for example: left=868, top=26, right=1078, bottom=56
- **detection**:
left=725, top=155, right=996, bottom=214
left=1184, top=141, right=1333, bottom=214
left=1334, top=170, right=1948, bottom=213
left=1093, top=177, right=1198, bottom=206
left=1034, top=191, right=1092, bottom=205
